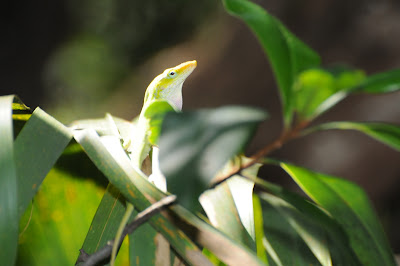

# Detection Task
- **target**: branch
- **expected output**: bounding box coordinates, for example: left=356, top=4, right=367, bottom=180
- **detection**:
left=77, top=195, right=177, bottom=266
left=211, top=120, right=310, bottom=187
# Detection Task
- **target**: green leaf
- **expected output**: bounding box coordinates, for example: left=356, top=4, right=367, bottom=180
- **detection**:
left=227, top=158, right=262, bottom=241
left=159, top=106, right=267, bottom=211
left=293, top=68, right=366, bottom=120
left=70, top=114, right=135, bottom=140
left=222, top=0, right=320, bottom=125
left=261, top=195, right=325, bottom=266
left=75, top=129, right=264, bottom=265
left=199, top=179, right=255, bottom=250
left=17, top=168, right=105, bottom=266
left=15, top=108, right=73, bottom=217
left=74, top=130, right=212, bottom=265
left=77, top=183, right=127, bottom=261
left=353, top=68, right=400, bottom=93
left=247, top=175, right=360, bottom=265
left=129, top=222, right=159, bottom=266
left=143, top=99, right=175, bottom=145
left=307, top=68, right=400, bottom=121
left=200, top=156, right=261, bottom=250
left=260, top=192, right=332, bottom=266
left=304, top=121, right=400, bottom=152
left=253, top=194, right=268, bottom=264
left=0, top=95, right=19, bottom=265
left=281, top=163, right=396, bottom=266
left=12, top=99, right=32, bottom=136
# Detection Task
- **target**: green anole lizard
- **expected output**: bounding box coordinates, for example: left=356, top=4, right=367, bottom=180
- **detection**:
left=111, top=60, right=197, bottom=265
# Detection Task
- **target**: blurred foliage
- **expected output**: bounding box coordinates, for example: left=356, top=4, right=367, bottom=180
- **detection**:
left=293, top=67, right=366, bottom=119
left=44, top=0, right=217, bottom=120
left=17, top=168, right=104, bottom=266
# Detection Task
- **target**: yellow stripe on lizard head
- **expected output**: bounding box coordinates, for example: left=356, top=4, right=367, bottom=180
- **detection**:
left=144, top=60, right=197, bottom=111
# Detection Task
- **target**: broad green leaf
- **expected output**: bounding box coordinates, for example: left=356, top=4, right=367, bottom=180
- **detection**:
left=227, top=158, right=262, bottom=241
left=260, top=192, right=332, bottom=266
left=199, top=180, right=255, bottom=250
left=0, top=95, right=19, bottom=265
left=306, top=68, right=400, bottom=120
left=304, top=121, right=400, bottom=152
left=281, top=163, right=396, bottom=266
left=129, top=222, right=159, bottom=266
left=75, top=129, right=264, bottom=265
left=77, top=183, right=127, bottom=265
left=353, top=68, right=400, bottom=93
left=200, top=156, right=261, bottom=249
left=222, top=0, right=320, bottom=125
left=261, top=194, right=324, bottom=266
left=143, top=99, right=175, bottom=145
left=17, top=168, right=105, bottom=266
left=74, top=130, right=212, bottom=265
left=159, top=106, right=267, bottom=211
left=247, top=175, right=360, bottom=265
left=14, top=108, right=73, bottom=217
left=72, top=112, right=174, bottom=266
left=293, top=68, right=365, bottom=120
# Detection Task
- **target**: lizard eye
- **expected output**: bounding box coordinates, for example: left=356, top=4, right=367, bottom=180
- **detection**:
left=168, top=71, right=176, bottom=77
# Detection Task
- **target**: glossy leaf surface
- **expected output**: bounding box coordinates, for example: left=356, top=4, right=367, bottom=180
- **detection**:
left=222, top=0, right=320, bottom=125
left=281, top=163, right=396, bottom=266
left=304, top=121, right=400, bottom=152
left=159, top=106, right=267, bottom=211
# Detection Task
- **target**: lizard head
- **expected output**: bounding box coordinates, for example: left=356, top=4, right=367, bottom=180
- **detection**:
left=144, top=60, right=197, bottom=111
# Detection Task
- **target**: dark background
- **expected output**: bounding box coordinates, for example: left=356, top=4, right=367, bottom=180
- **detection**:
left=2, top=0, right=400, bottom=253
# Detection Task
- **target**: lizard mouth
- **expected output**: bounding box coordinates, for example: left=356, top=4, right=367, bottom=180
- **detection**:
left=177, top=60, right=197, bottom=77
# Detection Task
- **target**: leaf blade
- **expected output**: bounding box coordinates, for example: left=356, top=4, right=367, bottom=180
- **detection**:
left=74, top=129, right=264, bottom=265
left=259, top=192, right=332, bottom=266
left=222, top=0, right=320, bottom=125
left=304, top=121, right=400, bottom=152
left=281, top=163, right=396, bottom=266
left=354, top=68, right=400, bottom=93
left=0, top=95, right=19, bottom=265
left=15, top=108, right=73, bottom=217
left=159, top=106, right=267, bottom=211
left=74, top=130, right=213, bottom=265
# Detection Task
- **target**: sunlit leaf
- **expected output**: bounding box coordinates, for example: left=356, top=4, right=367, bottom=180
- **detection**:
left=281, top=163, right=396, bottom=266
left=200, top=156, right=261, bottom=249
left=293, top=68, right=365, bottom=120
left=260, top=192, right=332, bottom=266
left=129, top=221, right=159, bottom=266
left=0, top=95, right=19, bottom=265
left=261, top=195, right=324, bottom=266
left=246, top=175, right=360, bottom=265
left=12, top=99, right=32, bottom=135
left=253, top=194, right=268, bottom=264
left=227, top=158, right=262, bottom=240
left=353, top=68, right=400, bottom=94
left=70, top=114, right=135, bottom=140
left=304, top=121, right=400, bottom=152
left=14, top=108, right=73, bottom=217
left=159, top=106, right=267, bottom=211
left=74, top=130, right=212, bottom=265
left=199, top=179, right=255, bottom=250
left=17, top=168, right=104, bottom=266
left=222, top=0, right=320, bottom=125
left=75, top=129, right=264, bottom=265
left=77, top=184, right=127, bottom=260
left=143, top=99, right=175, bottom=145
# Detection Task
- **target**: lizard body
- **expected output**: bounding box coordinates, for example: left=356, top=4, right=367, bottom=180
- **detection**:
left=111, top=60, right=197, bottom=265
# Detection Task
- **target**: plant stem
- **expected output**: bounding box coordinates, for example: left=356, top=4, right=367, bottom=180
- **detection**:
left=211, top=120, right=310, bottom=186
